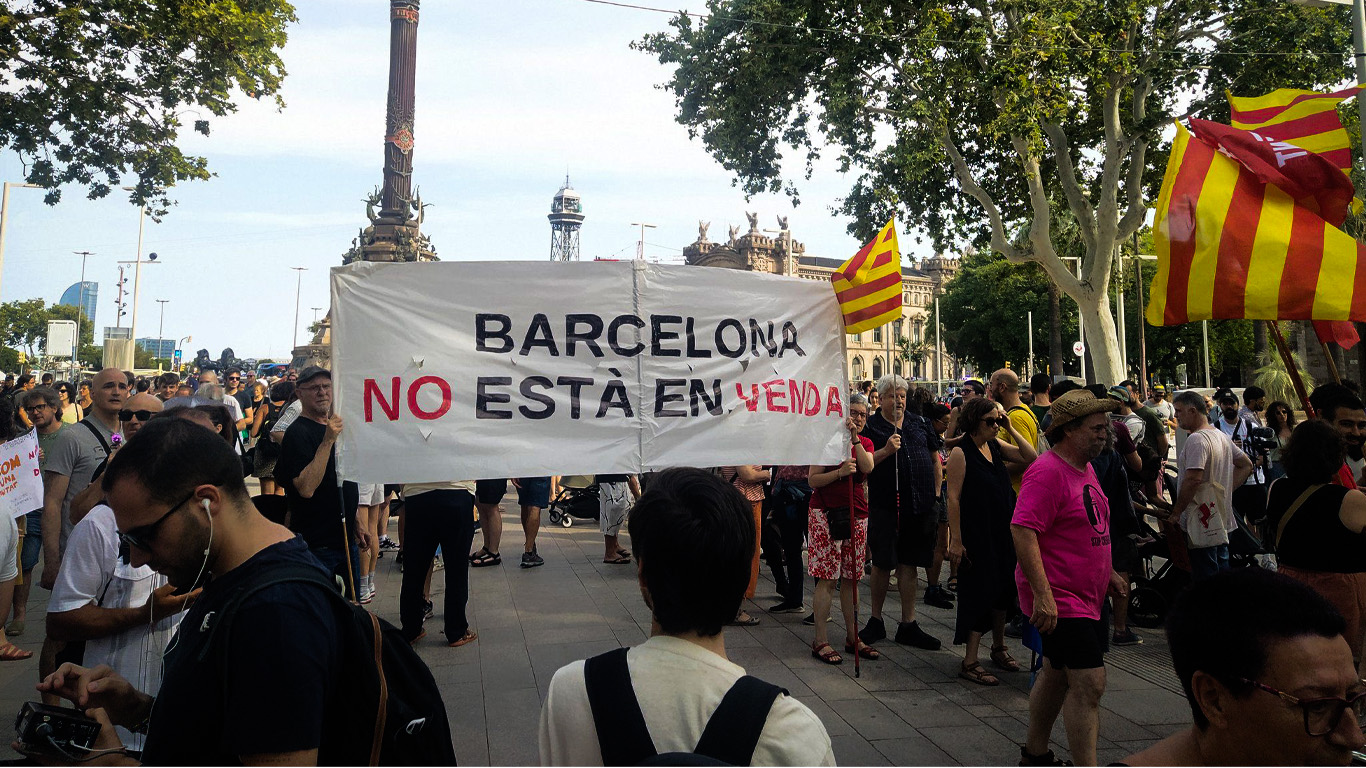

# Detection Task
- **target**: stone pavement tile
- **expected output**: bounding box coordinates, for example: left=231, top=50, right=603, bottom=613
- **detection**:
left=444, top=682, right=489, bottom=765
left=523, top=623, right=619, bottom=646
left=1105, top=666, right=1155, bottom=691
left=793, top=695, right=856, bottom=738
left=1099, top=746, right=1141, bottom=765
left=1099, top=706, right=1162, bottom=741
left=472, top=623, right=528, bottom=647
left=430, top=658, right=484, bottom=685
left=484, top=686, right=543, bottom=766
left=853, top=660, right=933, bottom=692
left=829, top=734, right=893, bottom=766
left=528, top=639, right=622, bottom=697
left=832, top=696, right=921, bottom=741
left=738, top=663, right=816, bottom=698
left=792, top=663, right=873, bottom=701
left=873, top=688, right=979, bottom=728
left=1100, top=686, right=1194, bottom=725
left=727, top=644, right=784, bottom=670
left=930, top=679, right=1000, bottom=708
left=872, top=734, right=959, bottom=766
left=920, top=723, right=1026, bottom=766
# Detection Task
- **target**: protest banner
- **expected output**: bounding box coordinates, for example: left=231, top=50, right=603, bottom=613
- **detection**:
left=0, top=431, right=42, bottom=519
left=332, top=261, right=851, bottom=483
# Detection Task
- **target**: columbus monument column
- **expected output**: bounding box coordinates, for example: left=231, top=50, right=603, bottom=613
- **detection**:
left=345, top=0, right=437, bottom=264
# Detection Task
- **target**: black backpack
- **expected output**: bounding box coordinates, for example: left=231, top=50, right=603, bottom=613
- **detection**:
left=583, top=647, right=785, bottom=766
left=199, top=562, right=456, bottom=766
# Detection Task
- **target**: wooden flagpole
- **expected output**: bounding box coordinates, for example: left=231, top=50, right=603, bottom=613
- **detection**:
left=1319, top=339, right=1343, bottom=384
left=1268, top=320, right=1316, bottom=418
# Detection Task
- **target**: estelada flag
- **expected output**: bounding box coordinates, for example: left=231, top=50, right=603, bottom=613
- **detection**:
left=1146, top=121, right=1366, bottom=327
left=1228, top=85, right=1362, bottom=176
left=831, top=218, right=902, bottom=334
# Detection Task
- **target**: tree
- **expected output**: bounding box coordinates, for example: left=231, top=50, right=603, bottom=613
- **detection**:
left=0, top=298, right=99, bottom=366
left=0, top=0, right=297, bottom=217
left=637, top=1, right=1353, bottom=384
left=939, top=249, right=1078, bottom=376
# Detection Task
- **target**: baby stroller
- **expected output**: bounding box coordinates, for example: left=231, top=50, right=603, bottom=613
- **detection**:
left=547, top=475, right=600, bottom=528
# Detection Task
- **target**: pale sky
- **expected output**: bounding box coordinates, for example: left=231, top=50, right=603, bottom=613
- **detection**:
left=0, top=0, right=935, bottom=362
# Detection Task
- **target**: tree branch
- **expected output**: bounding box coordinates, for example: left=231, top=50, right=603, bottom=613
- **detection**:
left=940, top=126, right=1022, bottom=264
left=1010, top=136, right=1082, bottom=295
left=1040, top=122, right=1097, bottom=249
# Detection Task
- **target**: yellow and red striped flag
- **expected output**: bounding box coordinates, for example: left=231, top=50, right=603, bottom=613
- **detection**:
left=1146, top=121, right=1366, bottom=327
left=831, top=218, right=902, bottom=334
left=1228, top=85, right=1362, bottom=176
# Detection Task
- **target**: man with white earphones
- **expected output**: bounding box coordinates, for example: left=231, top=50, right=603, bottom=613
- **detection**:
left=28, top=418, right=345, bottom=765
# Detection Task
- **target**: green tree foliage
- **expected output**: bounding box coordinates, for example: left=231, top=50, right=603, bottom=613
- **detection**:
left=0, top=297, right=98, bottom=365
left=939, top=249, right=1078, bottom=377
left=637, top=1, right=1352, bottom=383
left=0, top=0, right=297, bottom=216
left=1253, top=343, right=1315, bottom=406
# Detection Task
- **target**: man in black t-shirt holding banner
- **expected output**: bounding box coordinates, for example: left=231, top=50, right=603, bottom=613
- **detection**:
left=275, top=366, right=367, bottom=598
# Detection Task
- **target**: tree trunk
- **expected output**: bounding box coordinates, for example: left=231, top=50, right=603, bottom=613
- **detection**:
left=1078, top=288, right=1124, bottom=386
left=1254, top=320, right=1268, bottom=364
left=1048, top=281, right=1064, bottom=380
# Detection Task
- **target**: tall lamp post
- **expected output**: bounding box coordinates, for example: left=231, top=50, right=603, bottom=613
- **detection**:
left=155, top=299, right=169, bottom=372
left=291, top=267, right=308, bottom=350
left=0, top=182, right=40, bottom=300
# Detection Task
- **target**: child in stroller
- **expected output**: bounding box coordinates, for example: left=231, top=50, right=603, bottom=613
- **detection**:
left=548, top=475, right=601, bottom=528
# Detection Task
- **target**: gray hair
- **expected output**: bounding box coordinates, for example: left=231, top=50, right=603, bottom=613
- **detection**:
left=22, top=387, right=61, bottom=418
left=875, top=374, right=910, bottom=397
left=849, top=393, right=869, bottom=407
left=198, top=383, right=225, bottom=402
left=1173, top=390, right=1205, bottom=411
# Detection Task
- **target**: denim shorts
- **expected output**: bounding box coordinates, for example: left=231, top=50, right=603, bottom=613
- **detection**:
left=20, top=511, right=40, bottom=573
left=517, top=477, right=551, bottom=509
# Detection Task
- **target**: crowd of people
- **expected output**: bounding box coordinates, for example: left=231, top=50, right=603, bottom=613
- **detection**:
left=0, top=362, right=1364, bottom=766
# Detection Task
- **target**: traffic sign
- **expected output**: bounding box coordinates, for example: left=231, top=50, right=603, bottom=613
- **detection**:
left=1072, top=341, right=1086, bottom=357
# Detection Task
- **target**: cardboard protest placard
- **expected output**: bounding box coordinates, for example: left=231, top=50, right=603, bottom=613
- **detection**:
left=332, top=261, right=851, bottom=483
left=0, top=431, right=43, bottom=519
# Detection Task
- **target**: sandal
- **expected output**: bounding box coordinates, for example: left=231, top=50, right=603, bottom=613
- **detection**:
left=946, top=577, right=958, bottom=593
left=812, top=642, right=843, bottom=665
left=0, top=643, right=33, bottom=661
left=959, top=660, right=999, bottom=686
left=6, top=619, right=24, bottom=637
left=844, top=640, right=880, bottom=660
left=447, top=630, right=478, bottom=648
left=603, top=556, right=631, bottom=564
left=730, top=612, right=761, bottom=626
left=990, top=644, right=1021, bottom=672
left=616, top=548, right=631, bottom=559
left=470, top=548, right=502, bottom=568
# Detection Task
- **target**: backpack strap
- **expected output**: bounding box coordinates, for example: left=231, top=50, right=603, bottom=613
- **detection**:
left=693, top=676, right=786, bottom=765
left=583, top=648, right=656, bottom=766
left=79, top=419, right=112, bottom=457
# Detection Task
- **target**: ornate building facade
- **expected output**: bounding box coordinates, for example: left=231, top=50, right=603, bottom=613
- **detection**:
left=683, top=214, right=964, bottom=384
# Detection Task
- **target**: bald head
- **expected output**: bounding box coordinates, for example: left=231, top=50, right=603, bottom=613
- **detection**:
left=989, top=368, right=1021, bottom=406
left=121, top=393, right=164, bottom=437
left=198, top=371, right=219, bottom=386
left=89, top=368, right=130, bottom=420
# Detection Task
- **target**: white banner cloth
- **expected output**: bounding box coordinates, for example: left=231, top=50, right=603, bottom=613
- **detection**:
left=332, top=261, right=851, bottom=483
left=0, top=431, right=43, bottom=519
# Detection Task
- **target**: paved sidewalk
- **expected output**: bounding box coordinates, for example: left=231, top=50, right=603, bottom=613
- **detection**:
left=0, top=501, right=1190, bottom=765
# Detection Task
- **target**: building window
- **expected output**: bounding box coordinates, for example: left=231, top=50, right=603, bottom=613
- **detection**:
left=893, top=358, right=903, bottom=375
left=912, top=321, right=921, bottom=343
left=872, top=356, right=883, bottom=379
left=854, top=332, right=861, bottom=343
left=873, top=326, right=883, bottom=344
left=852, top=356, right=864, bottom=379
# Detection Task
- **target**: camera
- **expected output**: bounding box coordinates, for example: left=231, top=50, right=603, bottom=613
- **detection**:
left=14, top=701, right=102, bottom=755
left=1248, top=426, right=1278, bottom=455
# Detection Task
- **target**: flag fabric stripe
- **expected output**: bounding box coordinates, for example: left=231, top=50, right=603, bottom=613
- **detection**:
left=1158, top=127, right=1216, bottom=325
left=831, top=217, right=902, bottom=335
left=1240, top=109, right=1345, bottom=140
left=1210, top=170, right=1266, bottom=319
left=1229, top=85, right=1363, bottom=126
left=1316, top=221, right=1360, bottom=319
left=1353, top=241, right=1366, bottom=320
left=1244, top=183, right=1296, bottom=319
left=1186, top=153, right=1241, bottom=319
left=1278, top=205, right=1326, bottom=318
left=1146, top=120, right=1192, bottom=326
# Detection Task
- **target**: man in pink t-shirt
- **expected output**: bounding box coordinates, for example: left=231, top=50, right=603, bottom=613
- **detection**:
left=1012, top=390, right=1128, bottom=768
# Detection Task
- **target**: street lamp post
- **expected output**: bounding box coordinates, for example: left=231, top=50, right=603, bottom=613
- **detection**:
left=0, top=182, right=41, bottom=301
left=291, top=267, right=308, bottom=350
left=156, top=299, right=169, bottom=372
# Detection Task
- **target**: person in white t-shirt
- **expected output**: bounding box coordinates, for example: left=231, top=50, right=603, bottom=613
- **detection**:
left=539, top=468, right=834, bottom=766
left=1172, top=391, right=1254, bottom=582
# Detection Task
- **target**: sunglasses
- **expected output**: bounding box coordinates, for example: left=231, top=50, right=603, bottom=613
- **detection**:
left=118, top=488, right=199, bottom=552
left=1241, top=678, right=1366, bottom=737
left=118, top=409, right=157, bottom=422
left=983, top=417, right=1003, bottom=427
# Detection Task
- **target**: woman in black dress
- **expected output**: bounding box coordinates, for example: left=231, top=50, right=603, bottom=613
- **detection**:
left=946, top=397, right=1037, bottom=685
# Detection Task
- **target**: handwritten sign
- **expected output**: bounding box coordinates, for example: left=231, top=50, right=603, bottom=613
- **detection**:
left=0, top=431, right=43, bottom=519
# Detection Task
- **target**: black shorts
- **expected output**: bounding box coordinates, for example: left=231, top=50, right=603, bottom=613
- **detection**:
left=475, top=478, right=508, bottom=505
left=867, top=505, right=938, bottom=570
left=1111, top=534, right=1140, bottom=574
left=1039, top=617, right=1108, bottom=670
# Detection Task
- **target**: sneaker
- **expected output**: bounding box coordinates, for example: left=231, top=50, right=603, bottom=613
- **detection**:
left=423, top=599, right=434, bottom=620
left=521, top=549, right=545, bottom=568
left=859, top=616, right=887, bottom=645
left=1112, top=629, right=1144, bottom=646
left=893, top=620, right=942, bottom=650
left=359, top=585, right=373, bottom=604
left=802, top=613, right=816, bottom=625
left=1019, top=746, right=1072, bottom=766
left=767, top=601, right=806, bottom=614
left=380, top=537, right=400, bottom=551
left=1005, top=615, right=1025, bottom=639
left=924, top=585, right=955, bottom=609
